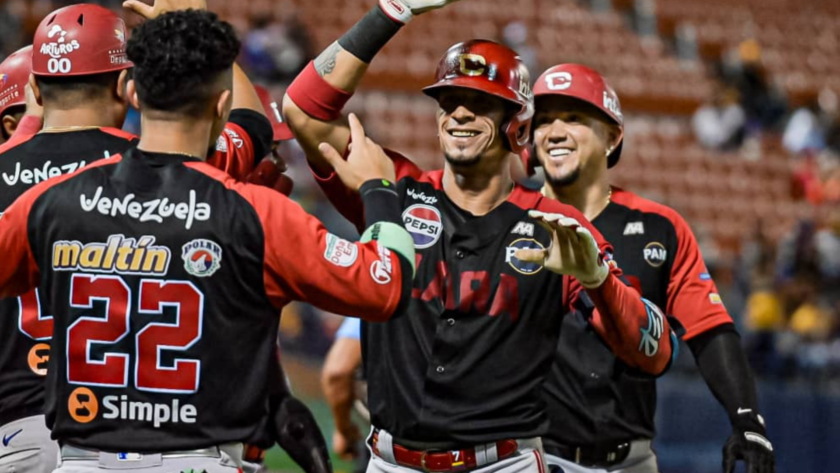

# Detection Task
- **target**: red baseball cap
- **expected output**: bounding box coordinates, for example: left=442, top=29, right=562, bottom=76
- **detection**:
left=0, top=46, right=32, bottom=117
left=254, top=85, right=292, bottom=142
left=32, top=4, right=132, bottom=77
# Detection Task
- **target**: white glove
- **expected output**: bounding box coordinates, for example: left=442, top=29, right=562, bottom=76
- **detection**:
left=514, top=210, right=609, bottom=288
left=379, top=0, right=464, bottom=24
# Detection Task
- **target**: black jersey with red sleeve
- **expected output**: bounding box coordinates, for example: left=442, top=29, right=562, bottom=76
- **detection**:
left=309, top=154, right=673, bottom=444
left=0, top=145, right=407, bottom=452
left=0, top=109, right=270, bottom=429
left=542, top=187, right=732, bottom=448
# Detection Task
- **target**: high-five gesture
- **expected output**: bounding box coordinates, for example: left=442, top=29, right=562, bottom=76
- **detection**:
left=123, top=0, right=207, bottom=20
left=515, top=210, right=609, bottom=288
left=317, top=113, right=396, bottom=191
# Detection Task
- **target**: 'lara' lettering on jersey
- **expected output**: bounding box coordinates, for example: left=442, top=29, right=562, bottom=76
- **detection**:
left=412, top=261, right=520, bottom=322
left=52, top=235, right=170, bottom=276
left=2, top=160, right=87, bottom=187
left=80, top=187, right=211, bottom=230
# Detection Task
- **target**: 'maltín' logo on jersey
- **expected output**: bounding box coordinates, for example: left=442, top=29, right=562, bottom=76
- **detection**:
left=182, top=239, right=222, bottom=277
left=402, top=204, right=442, bottom=249
left=505, top=238, right=545, bottom=275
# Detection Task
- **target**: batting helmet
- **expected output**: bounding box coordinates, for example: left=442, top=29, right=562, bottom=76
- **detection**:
left=0, top=46, right=32, bottom=118
left=423, top=40, right=534, bottom=155
left=254, top=85, right=292, bottom=142
left=534, top=64, right=624, bottom=167
left=32, top=4, right=131, bottom=77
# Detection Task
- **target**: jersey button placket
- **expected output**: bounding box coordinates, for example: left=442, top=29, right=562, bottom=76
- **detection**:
left=455, top=249, right=465, bottom=259
left=447, top=318, right=455, bottom=326
left=436, top=366, right=445, bottom=374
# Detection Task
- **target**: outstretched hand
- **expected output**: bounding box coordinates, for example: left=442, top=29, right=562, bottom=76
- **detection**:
left=515, top=210, right=609, bottom=288
left=379, top=0, right=465, bottom=23
left=123, top=0, right=207, bottom=20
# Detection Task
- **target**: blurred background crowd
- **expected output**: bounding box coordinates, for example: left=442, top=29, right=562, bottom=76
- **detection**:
left=2, top=0, right=839, bottom=471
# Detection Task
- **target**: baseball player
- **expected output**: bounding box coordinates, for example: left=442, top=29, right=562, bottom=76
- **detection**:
left=530, top=64, right=775, bottom=473
left=240, top=84, right=332, bottom=473
left=282, top=1, right=678, bottom=471
left=0, top=46, right=40, bottom=143
left=322, top=317, right=368, bottom=471
left=0, top=3, right=274, bottom=472
left=0, top=7, right=415, bottom=473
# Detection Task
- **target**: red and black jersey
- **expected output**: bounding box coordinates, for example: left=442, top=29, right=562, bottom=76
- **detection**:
left=0, top=147, right=409, bottom=451
left=311, top=153, right=671, bottom=445
left=0, top=109, right=271, bottom=429
left=542, top=187, right=732, bottom=447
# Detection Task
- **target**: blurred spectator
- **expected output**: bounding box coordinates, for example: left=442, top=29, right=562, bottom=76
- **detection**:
left=632, top=0, right=657, bottom=38
left=783, top=88, right=839, bottom=155
left=501, top=21, right=538, bottom=78
left=691, top=79, right=746, bottom=150
left=241, top=13, right=313, bottom=84
left=0, top=0, right=27, bottom=57
left=721, top=39, right=787, bottom=132
left=674, top=22, right=699, bottom=63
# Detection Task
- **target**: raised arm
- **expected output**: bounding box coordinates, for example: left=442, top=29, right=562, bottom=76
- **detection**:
left=282, top=0, right=461, bottom=176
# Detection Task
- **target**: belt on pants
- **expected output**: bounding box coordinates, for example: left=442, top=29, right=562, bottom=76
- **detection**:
left=546, top=440, right=636, bottom=468
left=371, top=429, right=520, bottom=472
left=59, top=443, right=240, bottom=461
left=242, top=444, right=266, bottom=463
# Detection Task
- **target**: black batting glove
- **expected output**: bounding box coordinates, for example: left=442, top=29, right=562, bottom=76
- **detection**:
left=723, top=409, right=775, bottom=473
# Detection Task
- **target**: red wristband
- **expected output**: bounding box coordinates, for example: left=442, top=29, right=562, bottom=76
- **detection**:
left=286, top=62, right=353, bottom=122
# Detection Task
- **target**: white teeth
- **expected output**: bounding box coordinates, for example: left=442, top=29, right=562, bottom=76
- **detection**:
left=451, top=130, right=478, bottom=137
left=549, top=148, right=571, bottom=157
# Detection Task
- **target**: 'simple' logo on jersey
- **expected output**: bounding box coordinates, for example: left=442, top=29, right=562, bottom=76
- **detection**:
left=403, top=204, right=442, bottom=249
left=80, top=187, right=211, bottom=230
left=53, top=235, right=170, bottom=276
left=69, top=387, right=98, bottom=424
left=182, top=239, right=222, bottom=277
left=324, top=233, right=358, bottom=267
left=102, top=395, right=197, bottom=428
left=638, top=298, right=664, bottom=357
left=643, top=242, right=667, bottom=267
left=505, top=238, right=545, bottom=275
left=28, top=343, right=50, bottom=376
left=2, top=160, right=87, bottom=187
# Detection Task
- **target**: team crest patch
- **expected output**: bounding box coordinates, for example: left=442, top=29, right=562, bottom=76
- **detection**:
left=182, top=239, right=222, bottom=277
left=324, top=233, right=358, bottom=267
left=643, top=242, right=667, bottom=267
left=402, top=204, right=443, bottom=249
left=505, top=238, right=545, bottom=275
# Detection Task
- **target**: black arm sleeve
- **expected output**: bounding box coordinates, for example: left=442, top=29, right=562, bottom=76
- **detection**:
left=228, top=108, right=274, bottom=164
left=688, top=323, right=760, bottom=423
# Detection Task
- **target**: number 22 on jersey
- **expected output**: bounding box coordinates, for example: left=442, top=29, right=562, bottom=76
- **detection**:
left=66, top=274, right=204, bottom=393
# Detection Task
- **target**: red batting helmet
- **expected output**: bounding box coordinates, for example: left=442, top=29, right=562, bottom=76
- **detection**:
left=534, top=64, right=624, bottom=167
left=254, top=85, right=292, bottom=142
left=0, top=46, right=32, bottom=117
left=32, top=4, right=131, bottom=77
left=423, top=40, right=534, bottom=155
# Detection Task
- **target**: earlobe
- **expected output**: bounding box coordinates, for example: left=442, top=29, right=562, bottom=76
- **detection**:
left=116, top=69, right=129, bottom=101
left=216, top=90, right=232, bottom=117
left=126, top=80, right=140, bottom=110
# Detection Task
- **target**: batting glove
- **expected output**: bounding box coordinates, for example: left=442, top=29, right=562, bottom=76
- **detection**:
left=515, top=210, right=609, bottom=288
left=378, top=0, right=464, bottom=24
left=723, top=409, right=775, bottom=473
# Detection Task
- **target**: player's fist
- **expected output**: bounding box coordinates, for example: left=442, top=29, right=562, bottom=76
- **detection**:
left=247, top=158, right=295, bottom=196
left=515, top=210, right=609, bottom=288
left=123, top=0, right=207, bottom=20
left=379, top=0, right=464, bottom=24
left=723, top=410, right=775, bottom=473
left=332, top=426, right=361, bottom=460
left=318, top=113, right=396, bottom=191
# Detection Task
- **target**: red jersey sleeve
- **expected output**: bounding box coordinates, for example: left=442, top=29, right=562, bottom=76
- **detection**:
left=536, top=198, right=674, bottom=375
left=666, top=213, right=733, bottom=339
left=309, top=147, right=424, bottom=231
left=235, top=182, right=407, bottom=322
left=207, top=110, right=273, bottom=180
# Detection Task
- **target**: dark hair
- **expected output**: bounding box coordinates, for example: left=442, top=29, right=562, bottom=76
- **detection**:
left=127, top=9, right=240, bottom=116
left=36, top=71, right=122, bottom=105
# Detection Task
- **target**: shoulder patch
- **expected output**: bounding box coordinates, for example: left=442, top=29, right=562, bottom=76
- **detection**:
left=402, top=204, right=442, bottom=249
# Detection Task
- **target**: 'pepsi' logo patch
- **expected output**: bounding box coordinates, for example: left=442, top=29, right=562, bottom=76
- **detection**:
left=402, top=204, right=442, bottom=249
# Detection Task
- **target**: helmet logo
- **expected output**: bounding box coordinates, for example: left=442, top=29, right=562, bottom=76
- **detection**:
left=602, top=90, right=622, bottom=120
left=459, top=54, right=486, bottom=77
left=544, top=72, right=572, bottom=91
left=40, top=24, right=80, bottom=60
left=48, top=25, right=67, bottom=43
left=114, top=28, right=125, bottom=43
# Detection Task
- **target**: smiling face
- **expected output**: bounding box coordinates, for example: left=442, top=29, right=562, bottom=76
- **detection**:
left=533, top=95, right=620, bottom=187
left=435, top=87, right=512, bottom=167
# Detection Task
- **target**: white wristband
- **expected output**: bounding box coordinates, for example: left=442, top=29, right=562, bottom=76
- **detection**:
left=379, top=0, right=413, bottom=24
left=580, top=261, right=609, bottom=289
